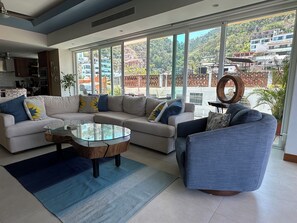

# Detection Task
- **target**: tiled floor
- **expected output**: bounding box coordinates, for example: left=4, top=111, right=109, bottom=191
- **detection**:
left=0, top=144, right=296, bottom=223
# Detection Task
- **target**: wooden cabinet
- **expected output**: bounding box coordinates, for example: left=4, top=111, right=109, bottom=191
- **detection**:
left=14, top=58, right=38, bottom=77
left=38, top=51, right=51, bottom=95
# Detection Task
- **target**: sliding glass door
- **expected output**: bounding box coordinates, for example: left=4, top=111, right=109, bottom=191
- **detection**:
left=149, top=35, right=173, bottom=99
left=186, top=27, right=222, bottom=117
left=124, top=38, right=147, bottom=96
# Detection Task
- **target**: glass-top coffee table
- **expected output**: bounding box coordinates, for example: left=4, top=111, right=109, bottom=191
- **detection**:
left=44, top=121, right=131, bottom=178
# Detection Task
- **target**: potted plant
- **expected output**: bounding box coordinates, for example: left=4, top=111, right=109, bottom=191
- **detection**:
left=60, top=72, right=76, bottom=96
left=249, top=59, right=289, bottom=135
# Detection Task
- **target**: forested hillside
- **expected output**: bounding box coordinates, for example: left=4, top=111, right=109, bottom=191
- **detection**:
left=123, top=11, right=295, bottom=75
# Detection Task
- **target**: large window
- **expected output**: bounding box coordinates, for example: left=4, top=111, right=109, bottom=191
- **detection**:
left=149, top=36, right=173, bottom=99
left=186, top=27, right=221, bottom=117
left=173, top=34, right=186, bottom=99
left=225, top=11, right=296, bottom=147
left=112, top=45, right=122, bottom=95
left=76, top=50, right=91, bottom=95
left=100, top=47, right=112, bottom=94
left=74, top=9, right=297, bottom=150
left=124, top=38, right=147, bottom=96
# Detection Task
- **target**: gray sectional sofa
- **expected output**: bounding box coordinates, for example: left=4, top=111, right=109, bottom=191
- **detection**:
left=0, top=95, right=195, bottom=154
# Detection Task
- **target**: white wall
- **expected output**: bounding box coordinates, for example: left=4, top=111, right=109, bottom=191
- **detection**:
left=285, top=68, right=297, bottom=155
left=47, top=0, right=264, bottom=49
left=58, top=49, right=74, bottom=96
left=0, top=25, right=47, bottom=48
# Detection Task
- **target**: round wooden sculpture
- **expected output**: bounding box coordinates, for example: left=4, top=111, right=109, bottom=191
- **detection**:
left=217, top=75, right=245, bottom=103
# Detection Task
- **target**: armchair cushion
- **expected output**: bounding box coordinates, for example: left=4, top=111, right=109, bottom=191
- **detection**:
left=230, top=109, right=262, bottom=126
left=206, top=111, right=230, bottom=131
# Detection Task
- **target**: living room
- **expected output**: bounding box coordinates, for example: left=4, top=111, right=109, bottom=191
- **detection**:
left=1, top=0, right=297, bottom=222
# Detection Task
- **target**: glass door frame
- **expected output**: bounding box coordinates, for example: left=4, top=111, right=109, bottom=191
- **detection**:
left=147, top=29, right=188, bottom=99
left=96, top=42, right=123, bottom=95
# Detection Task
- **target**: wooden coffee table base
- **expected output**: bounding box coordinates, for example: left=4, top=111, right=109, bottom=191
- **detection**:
left=91, top=154, right=121, bottom=178
left=45, top=132, right=130, bottom=178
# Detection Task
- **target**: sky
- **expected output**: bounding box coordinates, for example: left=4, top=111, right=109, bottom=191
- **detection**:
left=176, top=28, right=213, bottom=42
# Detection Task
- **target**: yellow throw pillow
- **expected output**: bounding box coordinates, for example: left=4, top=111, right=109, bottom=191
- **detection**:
left=148, top=101, right=168, bottom=122
left=79, top=95, right=99, bottom=113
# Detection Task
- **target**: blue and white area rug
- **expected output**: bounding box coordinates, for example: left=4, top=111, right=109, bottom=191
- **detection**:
left=5, top=148, right=178, bottom=223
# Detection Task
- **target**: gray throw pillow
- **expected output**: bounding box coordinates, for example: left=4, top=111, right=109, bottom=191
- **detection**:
left=206, top=111, right=231, bottom=131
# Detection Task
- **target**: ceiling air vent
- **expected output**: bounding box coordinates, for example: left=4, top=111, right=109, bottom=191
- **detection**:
left=92, top=7, right=135, bottom=27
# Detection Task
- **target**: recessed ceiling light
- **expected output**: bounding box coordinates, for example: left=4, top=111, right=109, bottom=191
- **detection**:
left=213, top=4, right=219, bottom=7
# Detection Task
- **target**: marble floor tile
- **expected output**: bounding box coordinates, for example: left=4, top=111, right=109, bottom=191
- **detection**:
left=0, top=144, right=296, bottom=223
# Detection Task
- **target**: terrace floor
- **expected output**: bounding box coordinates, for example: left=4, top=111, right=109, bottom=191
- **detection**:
left=0, top=144, right=296, bottom=223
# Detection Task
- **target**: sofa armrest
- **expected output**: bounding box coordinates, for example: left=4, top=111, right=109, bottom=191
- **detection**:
left=0, top=113, right=15, bottom=128
left=176, top=117, right=207, bottom=137
left=168, top=112, right=194, bottom=128
left=184, top=103, right=195, bottom=112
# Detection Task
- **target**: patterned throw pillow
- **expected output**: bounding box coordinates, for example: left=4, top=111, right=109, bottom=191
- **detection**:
left=206, top=111, right=231, bottom=131
left=148, top=101, right=168, bottom=122
left=24, top=97, right=48, bottom=121
left=79, top=95, right=99, bottom=113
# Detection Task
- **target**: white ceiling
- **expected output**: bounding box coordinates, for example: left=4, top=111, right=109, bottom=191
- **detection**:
left=2, top=0, right=64, bottom=17
left=0, top=0, right=293, bottom=55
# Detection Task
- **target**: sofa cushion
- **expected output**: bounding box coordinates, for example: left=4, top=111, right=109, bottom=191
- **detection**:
left=94, top=112, right=138, bottom=126
left=230, top=109, right=262, bottom=126
left=0, top=95, right=29, bottom=123
left=124, top=116, right=175, bottom=138
left=206, top=111, right=231, bottom=131
left=108, top=96, right=124, bottom=112
left=50, top=113, right=95, bottom=122
left=159, top=100, right=182, bottom=124
left=42, top=95, right=79, bottom=115
left=145, top=97, right=162, bottom=117
left=123, top=96, right=146, bottom=116
left=226, top=103, right=246, bottom=121
left=79, top=95, right=99, bottom=113
left=5, top=117, right=64, bottom=138
left=24, top=96, right=48, bottom=121
left=148, top=101, right=168, bottom=122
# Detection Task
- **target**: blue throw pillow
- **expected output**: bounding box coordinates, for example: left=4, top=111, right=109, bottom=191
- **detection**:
left=230, top=108, right=262, bottom=126
left=0, top=95, right=29, bottom=123
left=88, top=94, right=109, bottom=112
left=159, top=100, right=182, bottom=124
left=98, top=94, right=108, bottom=112
left=226, top=103, right=246, bottom=121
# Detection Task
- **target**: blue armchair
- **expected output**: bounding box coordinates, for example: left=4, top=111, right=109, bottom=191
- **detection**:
left=175, top=104, right=277, bottom=195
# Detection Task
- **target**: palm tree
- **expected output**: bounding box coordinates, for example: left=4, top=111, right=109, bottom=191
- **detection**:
left=249, top=59, right=289, bottom=135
